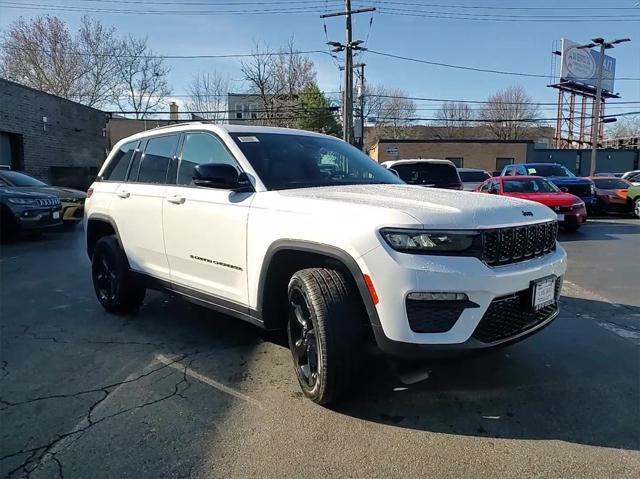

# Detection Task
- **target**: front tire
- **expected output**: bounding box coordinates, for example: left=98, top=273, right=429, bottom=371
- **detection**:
left=563, top=223, right=581, bottom=233
left=287, top=268, right=366, bottom=405
left=634, top=198, right=640, bottom=219
left=92, top=235, right=145, bottom=314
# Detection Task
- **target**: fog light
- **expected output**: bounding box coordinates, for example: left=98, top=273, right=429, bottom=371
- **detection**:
left=407, top=292, right=468, bottom=301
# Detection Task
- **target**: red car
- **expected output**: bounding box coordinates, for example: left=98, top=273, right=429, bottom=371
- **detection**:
left=477, top=176, right=587, bottom=232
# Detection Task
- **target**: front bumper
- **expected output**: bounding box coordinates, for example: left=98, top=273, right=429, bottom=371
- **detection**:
left=15, top=206, right=63, bottom=230
left=358, top=244, right=567, bottom=357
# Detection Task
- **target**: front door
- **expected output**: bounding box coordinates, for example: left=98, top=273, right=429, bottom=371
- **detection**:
left=162, top=131, right=253, bottom=306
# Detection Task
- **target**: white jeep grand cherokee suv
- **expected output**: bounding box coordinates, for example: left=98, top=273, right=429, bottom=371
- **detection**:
left=85, top=123, right=566, bottom=404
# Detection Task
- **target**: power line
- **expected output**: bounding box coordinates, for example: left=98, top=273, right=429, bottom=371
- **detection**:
left=367, top=50, right=640, bottom=81
left=354, top=0, right=640, bottom=11
left=0, top=1, right=333, bottom=15
left=373, top=9, right=640, bottom=22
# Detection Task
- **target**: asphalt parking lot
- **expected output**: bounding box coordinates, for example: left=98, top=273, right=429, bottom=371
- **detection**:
left=1, top=218, right=639, bottom=478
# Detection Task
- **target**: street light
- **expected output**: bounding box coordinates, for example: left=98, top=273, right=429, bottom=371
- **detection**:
left=576, top=37, right=631, bottom=176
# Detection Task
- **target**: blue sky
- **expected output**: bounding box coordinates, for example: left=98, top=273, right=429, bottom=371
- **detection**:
left=1, top=0, right=639, bottom=118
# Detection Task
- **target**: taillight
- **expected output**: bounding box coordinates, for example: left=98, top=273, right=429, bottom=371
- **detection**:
left=87, top=187, right=94, bottom=198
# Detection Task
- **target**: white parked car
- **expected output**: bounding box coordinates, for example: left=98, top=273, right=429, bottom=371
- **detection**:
left=621, top=170, right=640, bottom=186
left=457, top=168, right=492, bottom=191
left=85, top=124, right=567, bottom=404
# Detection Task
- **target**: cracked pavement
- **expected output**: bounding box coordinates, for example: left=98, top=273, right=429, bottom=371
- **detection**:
left=1, top=220, right=639, bottom=478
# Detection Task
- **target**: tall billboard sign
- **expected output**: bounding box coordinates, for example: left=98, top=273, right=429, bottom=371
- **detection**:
left=560, top=38, right=616, bottom=93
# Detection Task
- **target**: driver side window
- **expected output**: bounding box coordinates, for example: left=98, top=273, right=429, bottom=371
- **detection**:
left=177, top=133, right=239, bottom=186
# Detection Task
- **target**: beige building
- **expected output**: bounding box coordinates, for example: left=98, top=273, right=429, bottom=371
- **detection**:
left=368, top=139, right=536, bottom=172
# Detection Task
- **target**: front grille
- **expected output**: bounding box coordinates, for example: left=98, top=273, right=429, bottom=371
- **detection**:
left=36, top=198, right=60, bottom=207
left=472, top=279, right=562, bottom=343
left=482, top=221, right=557, bottom=266
left=406, top=299, right=466, bottom=333
left=565, top=184, right=591, bottom=197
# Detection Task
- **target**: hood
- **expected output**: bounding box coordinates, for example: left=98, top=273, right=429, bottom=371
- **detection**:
left=546, top=176, right=593, bottom=185
left=0, top=187, right=58, bottom=200
left=9, top=186, right=87, bottom=200
left=277, top=184, right=556, bottom=230
left=503, top=192, right=581, bottom=207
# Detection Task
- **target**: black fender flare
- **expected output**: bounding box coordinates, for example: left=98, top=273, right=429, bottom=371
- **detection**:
left=256, top=239, right=381, bottom=326
left=85, top=213, right=126, bottom=262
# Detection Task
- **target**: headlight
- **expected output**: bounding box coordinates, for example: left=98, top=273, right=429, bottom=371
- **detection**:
left=590, top=184, right=596, bottom=194
left=380, top=228, right=480, bottom=254
left=7, top=197, right=38, bottom=205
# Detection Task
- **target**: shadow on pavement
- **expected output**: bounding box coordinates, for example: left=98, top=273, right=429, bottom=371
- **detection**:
left=558, top=217, right=638, bottom=242
left=332, top=295, right=640, bottom=451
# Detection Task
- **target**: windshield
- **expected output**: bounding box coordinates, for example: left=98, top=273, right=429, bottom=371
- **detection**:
left=593, top=178, right=631, bottom=189
left=229, top=133, right=403, bottom=190
left=524, top=164, right=575, bottom=178
left=459, top=170, right=491, bottom=182
left=503, top=178, right=560, bottom=193
left=390, top=163, right=460, bottom=185
left=0, top=171, right=47, bottom=187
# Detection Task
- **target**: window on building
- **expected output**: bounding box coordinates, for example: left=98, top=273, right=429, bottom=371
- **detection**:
left=177, top=133, right=239, bottom=186
left=446, top=157, right=463, bottom=168
left=496, top=157, right=514, bottom=170
left=103, top=141, right=137, bottom=181
left=136, top=135, right=179, bottom=184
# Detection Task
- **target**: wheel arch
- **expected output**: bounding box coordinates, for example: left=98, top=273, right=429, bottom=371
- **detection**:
left=86, top=214, right=126, bottom=262
left=257, top=240, right=380, bottom=331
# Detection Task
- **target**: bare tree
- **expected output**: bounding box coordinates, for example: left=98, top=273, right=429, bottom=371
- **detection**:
left=1, top=16, right=85, bottom=101
left=435, top=101, right=475, bottom=138
left=185, top=72, right=231, bottom=122
left=479, top=85, right=542, bottom=140
left=1, top=16, right=122, bottom=108
left=240, top=38, right=315, bottom=127
left=606, top=115, right=640, bottom=139
left=365, top=86, right=416, bottom=141
left=113, top=36, right=171, bottom=119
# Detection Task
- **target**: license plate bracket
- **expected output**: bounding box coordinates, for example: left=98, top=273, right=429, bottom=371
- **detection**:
left=530, top=276, right=556, bottom=311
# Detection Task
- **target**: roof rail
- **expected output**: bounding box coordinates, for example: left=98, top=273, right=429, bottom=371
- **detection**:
left=151, top=121, right=204, bottom=131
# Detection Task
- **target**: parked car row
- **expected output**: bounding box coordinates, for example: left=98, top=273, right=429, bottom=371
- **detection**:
left=0, top=169, right=86, bottom=240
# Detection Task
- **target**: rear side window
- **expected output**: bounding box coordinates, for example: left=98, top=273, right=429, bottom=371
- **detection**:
left=104, top=141, right=137, bottom=181
left=137, top=135, right=179, bottom=184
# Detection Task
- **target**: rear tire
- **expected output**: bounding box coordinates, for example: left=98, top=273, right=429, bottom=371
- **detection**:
left=91, top=235, right=145, bottom=314
left=287, top=268, right=366, bottom=405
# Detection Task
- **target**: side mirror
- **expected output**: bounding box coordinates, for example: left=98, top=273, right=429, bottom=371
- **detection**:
left=489, top=187, right=499, bottom=194
left=192, top=163, right=252, bottom=191
left=560, top=187, right=569, bottom=192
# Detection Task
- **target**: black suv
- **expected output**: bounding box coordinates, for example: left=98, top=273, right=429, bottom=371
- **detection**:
left=0, top=187, right=62, bottom=239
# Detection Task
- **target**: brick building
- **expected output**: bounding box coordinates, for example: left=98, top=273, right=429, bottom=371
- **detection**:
left=0, top=78, right=107, bottom=189
left=369, top=139, right=536, bottom=172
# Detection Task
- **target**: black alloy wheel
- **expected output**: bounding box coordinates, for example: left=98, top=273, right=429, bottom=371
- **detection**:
left=288, top=289, right=321, bottom=390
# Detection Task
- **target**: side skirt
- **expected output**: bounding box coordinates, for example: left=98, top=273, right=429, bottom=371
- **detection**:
left=130, top=271, right=264, bottom=329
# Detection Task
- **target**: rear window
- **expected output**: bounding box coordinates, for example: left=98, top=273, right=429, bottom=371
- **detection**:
left=593, top=178, right=631, bottom=189
left=136, top=135, right=179, bottom=184
left=104, top=141, right=137, bottom=181
left=503, top=178, right=559, bottom=193
left=391, top=163, right=460, bottom=185
left=459, top=170, right=491, bottom=182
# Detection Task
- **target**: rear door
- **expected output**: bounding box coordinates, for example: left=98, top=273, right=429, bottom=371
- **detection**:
left=109, top=134, right=179, bottom=280
left=162, top=131, right=253, bottom=306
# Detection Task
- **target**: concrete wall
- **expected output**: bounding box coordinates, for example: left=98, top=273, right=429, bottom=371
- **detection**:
left=371, top=140, right=532, bottom=172
left=0, top=78, right=107, bottom=189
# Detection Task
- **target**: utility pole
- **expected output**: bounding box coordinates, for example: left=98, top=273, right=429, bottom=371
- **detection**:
left=322, top=2, right=375, bottom=144
left=577, top=37, right=630, bottom=176
left=358, top=63, right=366, bottom=150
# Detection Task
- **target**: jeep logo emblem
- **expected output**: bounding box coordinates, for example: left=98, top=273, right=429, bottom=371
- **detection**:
left=522, top=211, right=534, bottom=217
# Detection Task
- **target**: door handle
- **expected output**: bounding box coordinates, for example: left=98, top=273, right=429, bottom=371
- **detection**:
left=116, top=191, right=130, bottom=199
left=166, top=195, right=186, bottom=205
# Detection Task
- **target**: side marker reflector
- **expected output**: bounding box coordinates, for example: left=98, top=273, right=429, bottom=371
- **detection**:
left=363, top=274, right=379, bottom=305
